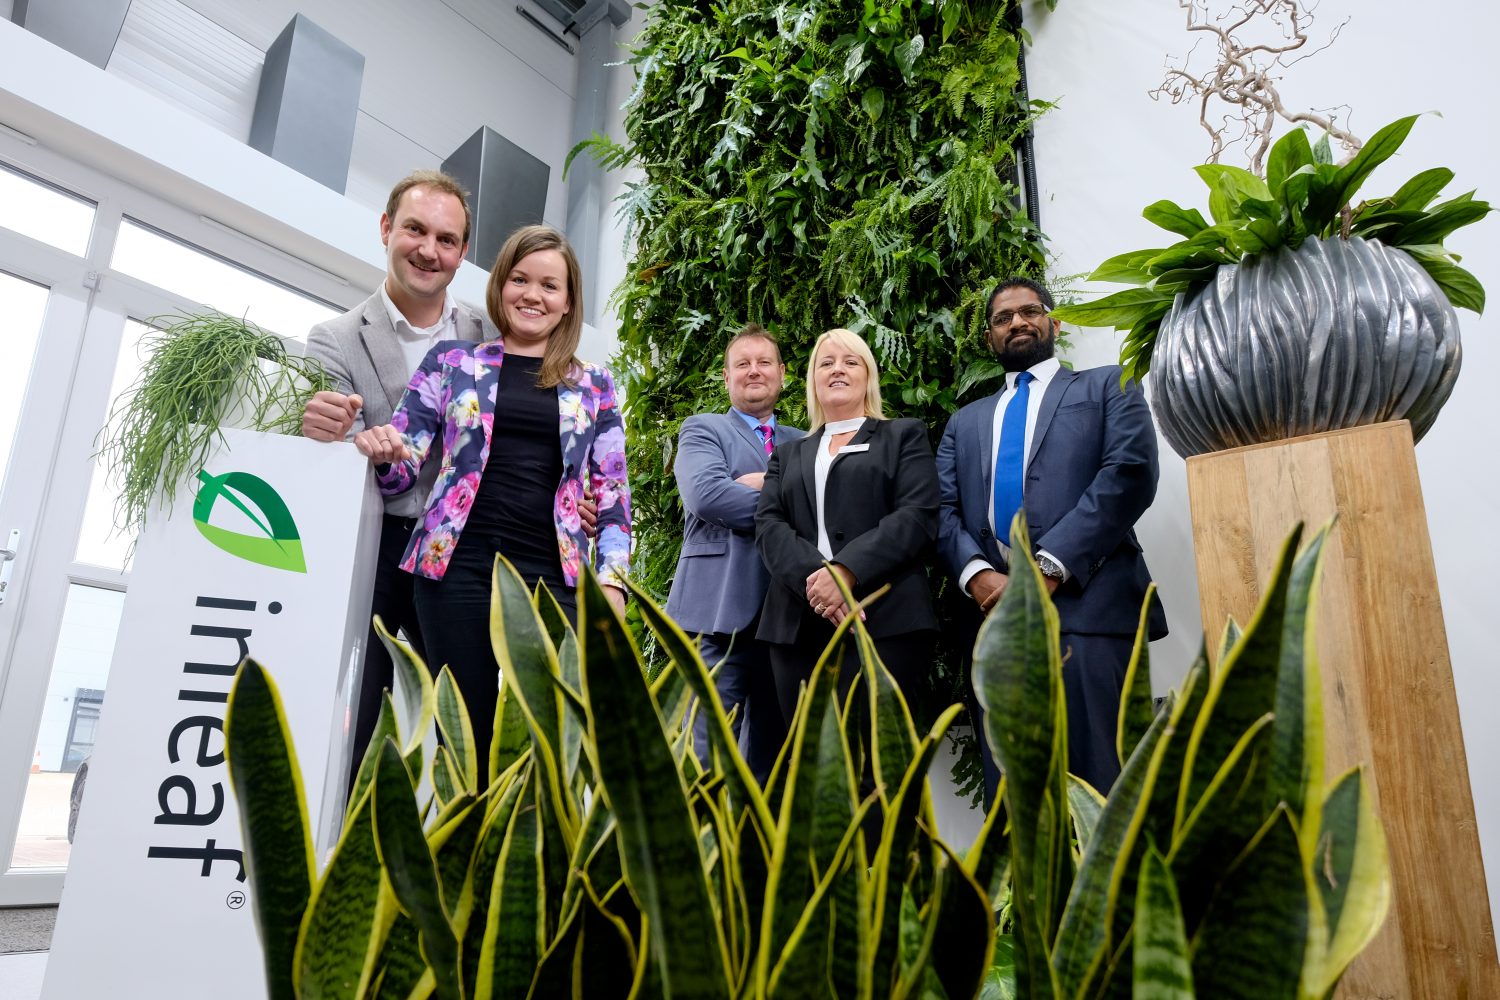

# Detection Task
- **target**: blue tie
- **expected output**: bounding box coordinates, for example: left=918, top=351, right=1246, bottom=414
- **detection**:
left=992, top=371, right=1034, bottom=541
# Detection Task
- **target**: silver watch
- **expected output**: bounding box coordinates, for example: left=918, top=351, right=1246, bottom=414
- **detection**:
left=1036, top=554, right=1064, bottom=579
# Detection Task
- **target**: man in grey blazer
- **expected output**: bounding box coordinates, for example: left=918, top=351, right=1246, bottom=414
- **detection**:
left=301, top=170, right=486, bottom=782
left=666, top=324, right=805, bottom=783
left=937, top=277, right=1167, bottom=797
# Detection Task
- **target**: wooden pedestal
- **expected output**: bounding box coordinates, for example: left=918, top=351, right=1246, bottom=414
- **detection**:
left=1187, top=420, right=1498, bottom=999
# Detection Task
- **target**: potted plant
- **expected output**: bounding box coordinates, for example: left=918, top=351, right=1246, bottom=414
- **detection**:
left=1049, top=4, right=1489, bottom=458
left=96, top=310, right=331, bottom=537
left=222, top=521, right=1389, bottom=998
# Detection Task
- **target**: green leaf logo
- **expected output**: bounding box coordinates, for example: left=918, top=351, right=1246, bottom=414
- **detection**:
left=192, top=469, right=306, bottom=573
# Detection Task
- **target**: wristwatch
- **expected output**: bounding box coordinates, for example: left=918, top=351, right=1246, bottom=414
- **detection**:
left=1036, top=553, right=1065, bottom=580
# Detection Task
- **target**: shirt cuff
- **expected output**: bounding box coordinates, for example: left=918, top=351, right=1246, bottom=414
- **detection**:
left=958, top=558, right=993, bottom=592
left=1036, top=548, right=1072, bottom=582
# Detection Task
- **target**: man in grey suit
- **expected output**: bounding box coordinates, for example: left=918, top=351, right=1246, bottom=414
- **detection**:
left=937, top=277, right=1167, bottom=797
left=301, top=170, right=486, bottom=780
left=666, top=324, right=805, bottom=783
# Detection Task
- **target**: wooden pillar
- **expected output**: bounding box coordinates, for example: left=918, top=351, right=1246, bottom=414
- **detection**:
left=1186, top=420, right=1498, bottom=999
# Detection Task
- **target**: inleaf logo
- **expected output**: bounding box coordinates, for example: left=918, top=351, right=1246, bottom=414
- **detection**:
left=192, top=469, right=307, bottom=573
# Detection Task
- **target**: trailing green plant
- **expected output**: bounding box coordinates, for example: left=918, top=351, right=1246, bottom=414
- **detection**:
left=224, top=518, right=1389, bottom=998
left=96, top=310, right=331, bottom=536
left=574, top=0, right=1051, bottom=706
left=1051, top=116, right=1491, bottom=384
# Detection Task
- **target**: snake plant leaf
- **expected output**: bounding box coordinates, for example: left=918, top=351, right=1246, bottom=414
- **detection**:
left=562, top=793, right=616, bottom=915
left=576, top=875, right=640, bottom=1000
left=736, top=812, right=772, bottom=982
left=224, top=659, right=312, bottom=1000
left=435, top=667, right=478, bottom=791
left=766, top=798, right=874, bottom=998
left=828, top=825, right=870, bottom=999
left=1215, top=618, right=1242, bottom=667
left=759, top=632, right=843, bottom=986
left=972, top=515, right=1068, bottom=998
left=1143, top=199, right=1210, bottom=238
left=1266, top=126, right=1314, bottom=196
left=490, top=676, right=531, bottom=787
left=808, top=671, right=858, bottom=875
left=623, top=574, right=775, bottom=837
left=374, top=615, right=436, bottom=766
left=1190, top=807, right=1314, bottom=1000
left=533, top=580, right=572, bottom=649
left=555, top=629, right=586, bottom=785
left=476, top=776, right=541, bottom=1000
left=294, top=779, right=396, bottom=999
left=371, top=915, right=428, bottom=1000
left=577, top=567, right=732, bottom=999
left=869, top=704, right=966, bottom=997
left=1180, top=525, right=1301, bottom=823
left=1267, top=522, right=1331, bottom=848
left=891, top=879, right=945, bottom=1000
left=1066, top=775, right=1107, bottom=855
left=490, top=556, right=578, bottom=841
left=349, top=692, right=400, bottom=824
left=429, top=793, right=485, bottom=929
left=856, top=622, right=920, bottom=810
left=927, top=839, right=997, bottom=1000
left=432, top=745, right=460, bottom=809
left=1052, top=695, right=1174, bottom=997
left=526, top=892, right=582, bottom=1000
left=372, top=739, right=462, bottom=1000
left=1118, top=584, right=1159, bottom=767
left=461, top=773, right=526, bottom=999
left=1308, top=767, right=1392, bottom=995
left=964, top=777, right=1011, bottom=910
left=1131, top=847, right=1194, bottom=999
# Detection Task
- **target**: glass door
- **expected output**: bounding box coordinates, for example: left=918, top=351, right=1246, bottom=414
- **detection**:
left=0, top=153, right=345, bottom=905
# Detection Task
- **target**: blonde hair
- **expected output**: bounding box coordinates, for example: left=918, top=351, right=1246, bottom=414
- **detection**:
left=385, top=170, right=471, bottom=245
left=485, top=225, right=584, bottom=389
left=805, top=328, right=884, bottom=431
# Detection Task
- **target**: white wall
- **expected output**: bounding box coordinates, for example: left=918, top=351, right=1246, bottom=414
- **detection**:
left=1024, top=0, right=1500, bottom=927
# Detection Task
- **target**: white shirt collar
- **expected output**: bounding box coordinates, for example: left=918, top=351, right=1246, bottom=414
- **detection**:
left=378, top=282, right=459, bottom=336
left=1008, top=355, right=1062, bottom=391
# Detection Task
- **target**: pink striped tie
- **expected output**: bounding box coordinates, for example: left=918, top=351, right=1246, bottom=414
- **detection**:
left=757, top=424, right=774, bottom=457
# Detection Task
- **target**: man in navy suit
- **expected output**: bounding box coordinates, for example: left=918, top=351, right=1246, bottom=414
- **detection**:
left=667, top=324, right=805, bottom=783
left=937, top=277, right=1167, bottom=797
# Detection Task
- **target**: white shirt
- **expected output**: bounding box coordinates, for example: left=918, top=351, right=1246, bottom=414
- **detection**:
left=815, top=417, right=866, bottom=559
left=379, top=283, right=461, bottom=383
left=958, top=357, right=1070, bottom=589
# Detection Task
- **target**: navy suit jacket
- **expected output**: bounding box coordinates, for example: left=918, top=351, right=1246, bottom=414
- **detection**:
left=665, top=411, right=805, bottom=636
left=936, top=365, right=1167, bottom=638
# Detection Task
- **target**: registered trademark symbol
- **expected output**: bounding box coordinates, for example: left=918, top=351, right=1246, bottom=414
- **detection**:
left=227, top=890, right=246, bottom=910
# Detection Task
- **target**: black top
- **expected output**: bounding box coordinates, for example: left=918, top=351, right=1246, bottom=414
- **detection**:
left=467, top=354, right=568, bottom=597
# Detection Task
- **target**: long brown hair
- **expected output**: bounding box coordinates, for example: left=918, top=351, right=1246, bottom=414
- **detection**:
left=485, top=225, right=584, bottom=388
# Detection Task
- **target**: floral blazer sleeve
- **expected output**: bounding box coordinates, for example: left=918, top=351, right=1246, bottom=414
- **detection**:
left=376, top=340, right=632, bottom=589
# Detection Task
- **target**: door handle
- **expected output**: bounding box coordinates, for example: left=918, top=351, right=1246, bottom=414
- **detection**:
left=0, top=528, right=20, bottom=606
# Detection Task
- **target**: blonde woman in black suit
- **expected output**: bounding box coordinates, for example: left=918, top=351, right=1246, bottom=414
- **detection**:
left=754, top=328, right=941, bottom=723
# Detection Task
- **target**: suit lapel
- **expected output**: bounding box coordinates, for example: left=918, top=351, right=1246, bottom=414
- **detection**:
left=557, top=367, right=586, bottom=464
left=1028, top=366, right=1077, bottom=466
left=975, top=393, right=1001, bottom=497
left=359, top=296, right=412, bottom=415
left=725, top=410, right=765, bottom=461
left=472, top=340, right=503, bottom=462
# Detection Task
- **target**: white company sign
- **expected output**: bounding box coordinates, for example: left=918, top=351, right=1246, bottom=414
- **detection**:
left=43, top=428, right=382, bottom=999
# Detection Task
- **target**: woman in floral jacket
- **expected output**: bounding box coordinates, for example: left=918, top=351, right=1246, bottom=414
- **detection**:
left=355, top=224, right=630, bottom=764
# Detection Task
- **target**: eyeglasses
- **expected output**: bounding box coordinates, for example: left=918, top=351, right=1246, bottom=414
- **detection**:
left=989, top=304, right=1049, bottom=328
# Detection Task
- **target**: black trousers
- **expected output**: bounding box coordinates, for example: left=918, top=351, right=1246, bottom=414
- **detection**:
left=767, top=630, right=933, bottom=729
left=412, top=534, right=575, bottom=775
left=348, top=515, right=427, bottom=790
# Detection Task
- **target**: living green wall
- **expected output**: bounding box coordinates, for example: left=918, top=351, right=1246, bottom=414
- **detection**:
left=588, top=0, right=1051, bottom=712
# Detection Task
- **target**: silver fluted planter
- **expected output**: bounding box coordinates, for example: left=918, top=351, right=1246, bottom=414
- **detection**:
left=1149, top=235, right=1463, bottom=458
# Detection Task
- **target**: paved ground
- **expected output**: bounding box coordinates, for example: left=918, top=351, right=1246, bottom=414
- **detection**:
left=9, top=772, right=72, bottom=869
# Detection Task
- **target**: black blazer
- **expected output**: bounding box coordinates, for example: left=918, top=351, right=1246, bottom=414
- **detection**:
left=754, top=417, right=940, bottom=644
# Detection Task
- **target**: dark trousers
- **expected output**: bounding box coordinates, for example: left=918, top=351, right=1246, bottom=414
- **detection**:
left=349, top=515, right=427, bottom=789
left=967, top=610, right=1133, bottom=801
left=767, top=630, right=932, bottom=729
left=412, top=535, right=575, bottom=776
left=691, top=626, right=786, bottom=785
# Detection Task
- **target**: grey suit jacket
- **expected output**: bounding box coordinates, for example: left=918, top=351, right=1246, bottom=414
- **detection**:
left=305, top=289, right=488, bottom=516
left=936, top=365, right=1168, bottom=638
left=665, top=411, right=805, bottom=636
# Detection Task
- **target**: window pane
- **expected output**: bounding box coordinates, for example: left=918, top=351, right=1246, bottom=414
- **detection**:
left=0, top=164, right=96, bottom=257
left=9, top=585, right=124, bottom=870
left=75, top=319, right=155, bottom=569
left=110, top=219, right=339, bottom=340
left=0, top=271, right=49, bottom=494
